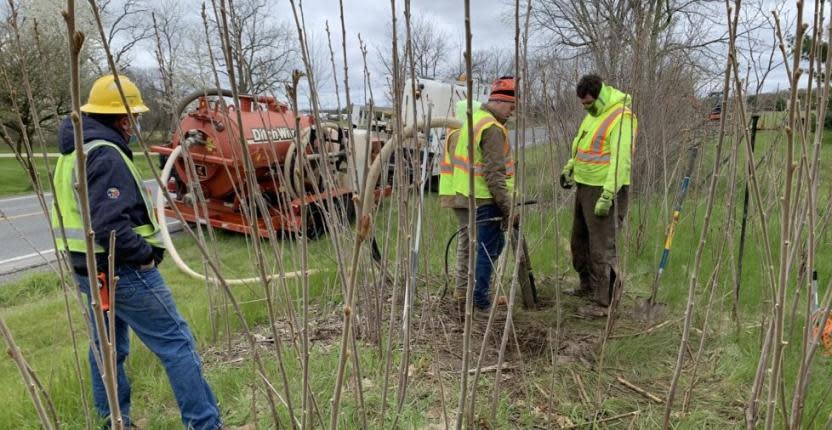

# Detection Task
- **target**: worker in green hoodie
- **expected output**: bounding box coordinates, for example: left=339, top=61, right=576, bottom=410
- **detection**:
left=560, top=74, right=638, bottom=315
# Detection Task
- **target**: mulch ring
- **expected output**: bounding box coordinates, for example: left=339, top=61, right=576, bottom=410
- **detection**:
left=410, top=290, right=603, bottom=377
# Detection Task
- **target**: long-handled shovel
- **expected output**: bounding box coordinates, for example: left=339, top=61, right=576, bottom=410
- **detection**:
left=635, top=145, right=699, bottom=322
left=511, top=225, right=539, bottom=309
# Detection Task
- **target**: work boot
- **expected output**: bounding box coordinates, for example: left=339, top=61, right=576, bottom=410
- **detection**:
left=577, top=304, right=609, bottom=318
left=494, top=295, right=508, bottom=307
left=562, top=287, right=592, bottom=298
left=473, top=295, right=508, bottom=313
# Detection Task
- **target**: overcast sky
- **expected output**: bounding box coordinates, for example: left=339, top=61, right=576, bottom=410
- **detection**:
left=295, top=0, right=818, bottom=107
left=298, top=0, right=516, bottom=108
left=122, top=0, right=820, bottom=108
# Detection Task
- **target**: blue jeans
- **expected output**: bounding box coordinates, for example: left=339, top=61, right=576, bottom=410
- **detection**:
left=474, top=204, right=506, bottom=309
left=76, top=267, right=221, bottom=430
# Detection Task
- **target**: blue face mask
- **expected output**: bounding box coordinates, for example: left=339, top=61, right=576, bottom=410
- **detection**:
left=128, top=118, right=142, bottom=145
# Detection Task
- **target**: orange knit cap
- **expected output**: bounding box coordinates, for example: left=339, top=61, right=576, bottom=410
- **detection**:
left=489, top=76, right=515, bottom=103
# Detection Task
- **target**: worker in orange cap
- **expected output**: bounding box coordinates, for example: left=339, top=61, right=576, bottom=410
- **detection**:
left=441, top=76, right=516, bottom=311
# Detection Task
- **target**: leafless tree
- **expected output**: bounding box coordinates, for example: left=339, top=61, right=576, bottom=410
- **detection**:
left=375, top=13, right=452, bottom=91
left=0, top=3, right=77, bottom=152
left=531, top=0, right=729, bottom=193
left=129, top=67, right=171, bottom=137
left=150, top=0, right=185, bottom=117
left=736, top=0, right=791, bottom=108
left=447, top=45, right=515, bottom=81
left=298, top=28, right=334, bottom=106
left=210, top=0, right=296, bottom=94
left=88, top=0, right=153, bottom=71
left=409, top=14, right=450, bottom=78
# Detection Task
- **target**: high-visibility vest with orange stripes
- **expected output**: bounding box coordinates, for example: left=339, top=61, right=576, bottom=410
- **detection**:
left=451, top=108, right=515, bottom=198
left=51, top=140, right=165, bottom=253
left=438, top=128, right=460, bottom=196
left=572, top=103, right=637, bottom=187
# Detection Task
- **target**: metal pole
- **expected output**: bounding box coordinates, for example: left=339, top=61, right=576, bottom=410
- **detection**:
left=734, top=113, right=760, bottom=315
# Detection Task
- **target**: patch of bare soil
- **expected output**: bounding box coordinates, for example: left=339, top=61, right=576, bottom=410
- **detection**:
left=410, top=279, right=606, bottom=377
left=202, top=306, right=344, bottom=366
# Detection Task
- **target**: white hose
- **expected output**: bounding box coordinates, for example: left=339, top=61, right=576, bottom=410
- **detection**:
left=360, top=117, right=460, bottom=217
left=156, top=146, right=312, bottom=284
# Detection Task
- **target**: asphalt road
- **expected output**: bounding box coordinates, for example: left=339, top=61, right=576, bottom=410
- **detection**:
left=0, top=180, right=179, bottom=280
left=0, top=127, right=551, bottom=281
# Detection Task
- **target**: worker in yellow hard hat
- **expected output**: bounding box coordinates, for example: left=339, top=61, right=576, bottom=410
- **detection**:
left=51, top=74, right=223, bottom=429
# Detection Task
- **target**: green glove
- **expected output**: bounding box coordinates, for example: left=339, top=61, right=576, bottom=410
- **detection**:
left=560, top=161, right=575, bottom=189
left=594, top=190, right=614, bottom=217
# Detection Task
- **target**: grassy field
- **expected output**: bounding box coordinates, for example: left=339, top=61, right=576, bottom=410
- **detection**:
left=0, top=127, right=831, bottom=428
left=0, top=153, right=161, bottom=197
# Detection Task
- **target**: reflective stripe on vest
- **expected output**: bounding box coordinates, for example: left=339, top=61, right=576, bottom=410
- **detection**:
left=451, top=108, right=515, bottom=198
left=575, top=107, right=632, bottom=165
left=439, top=129, right=461, bottom=196
left=439, top=129, right=460, bottom=175
left=51, top=140, right=166, bottom=254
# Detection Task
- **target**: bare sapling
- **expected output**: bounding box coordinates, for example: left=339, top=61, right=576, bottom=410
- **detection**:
left=338, top=1, right=361, bottom=199
left=284, top=3, right=369, bottom=423
left=63, top=1, right=124, bottom=428
left=684, top=90, right=747, bottom=411
left=788, top=2, right=832, bottom=426
left=763, top=1, right=803, bottom=428
left=390, top=1, right=422, bottom=425
left=212, top=0, right=297, bottom=426
left=0, top=3, right=92, bottom=425
left=484, top=0, right=535, bottom=423
left=661, top=5, right=735, bottom=428
left=456, top=0, right=478, bottom=427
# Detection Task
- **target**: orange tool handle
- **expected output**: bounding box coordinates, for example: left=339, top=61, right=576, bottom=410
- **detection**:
left=96, top=272, right=110, bottom=312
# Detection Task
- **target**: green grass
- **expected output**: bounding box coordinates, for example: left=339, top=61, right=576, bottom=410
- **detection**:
left=0, top=153, right=161, bottom=197
left=1, top=127, right=831, bottom=428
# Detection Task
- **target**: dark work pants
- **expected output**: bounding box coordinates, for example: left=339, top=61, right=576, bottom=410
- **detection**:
left=76, top=267, right=222, bottom=430
left=570, top=184, right=628, bottom=306
left=451, top=204, right=506, bottom=309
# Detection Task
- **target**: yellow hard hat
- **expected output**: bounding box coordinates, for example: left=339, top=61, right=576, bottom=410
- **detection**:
left=81, top=74, right=149, bottom=114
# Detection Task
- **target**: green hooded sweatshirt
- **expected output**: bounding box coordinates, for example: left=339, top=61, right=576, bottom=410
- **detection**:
left=567, top=84, right=637, bottom=194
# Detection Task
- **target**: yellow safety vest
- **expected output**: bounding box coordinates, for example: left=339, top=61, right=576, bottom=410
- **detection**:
left=574, top=106, right=635, bottom=166
left=438, top=128, right=460, bottom=196
left=451, top=108, right=515, bottom=198
left=51, top=140, right=165, bottom=253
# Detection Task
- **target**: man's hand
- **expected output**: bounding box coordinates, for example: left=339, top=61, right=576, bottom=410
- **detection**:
left=594, top=190, right=614, bottom=217
left=560, top=162, right=575, bottom=189
left=500, top=212, right=519, bottom=231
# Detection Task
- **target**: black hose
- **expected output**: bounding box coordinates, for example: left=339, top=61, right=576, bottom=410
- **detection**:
left=441, top=216, right=502, bottom=298
left=440, top=199, right=539, bottom=298
left=172, top=89, right=234, bottom=132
